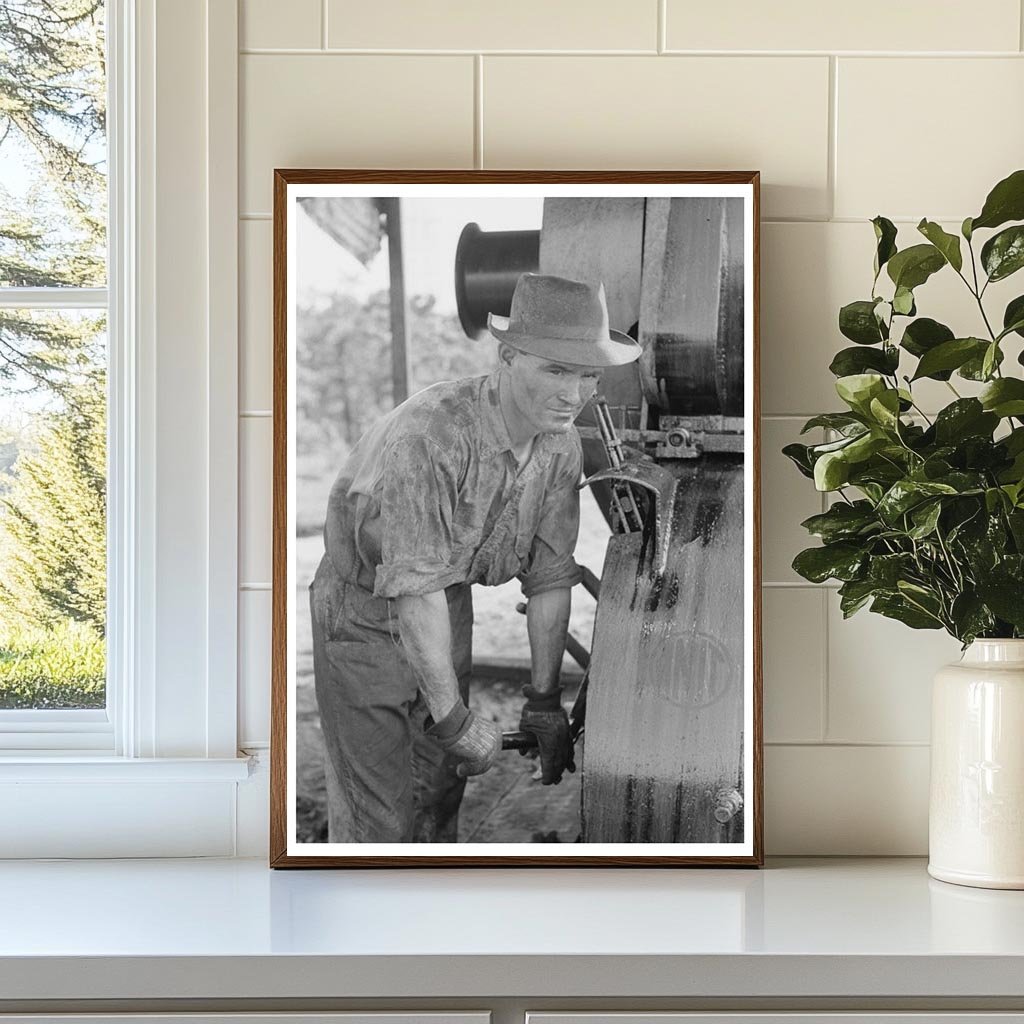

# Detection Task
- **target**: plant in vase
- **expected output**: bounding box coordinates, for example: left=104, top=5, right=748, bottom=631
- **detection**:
left=784, top=169, right=1024, bottom=888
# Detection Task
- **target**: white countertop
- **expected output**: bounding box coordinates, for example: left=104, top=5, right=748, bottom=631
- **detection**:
left=1, top=857, right=1023, bottom=1001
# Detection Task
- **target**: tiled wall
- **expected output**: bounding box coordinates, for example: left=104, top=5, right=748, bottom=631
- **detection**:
left=236, top=0, right=1024, bottom=854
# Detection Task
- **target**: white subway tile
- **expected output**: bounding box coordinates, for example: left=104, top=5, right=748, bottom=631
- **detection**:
left=240, top=417, right=273, bottom=585
left=836, top=58, right=1024, bottom=221
left=328, top=0, right=656, bottom=51
left=240, top=55, right=474, bottom=214
left=240, top=220, right=272, bottom=411
left=762, top=588, right=825, bottom=743
left=762, top=221, right=1022, bottom=416
left=761, top=418, right=824, bottom=584
left=483, top=57, right=830, bottom=220
left=765, top=744, right=929, bottom=854
left=666, top=0, right=1020, bottom=53
left=239, top=590, right=272, bottom=746
left=241, top=0, right=321, bottom=50
left=827, top=599, right=961, bottom=743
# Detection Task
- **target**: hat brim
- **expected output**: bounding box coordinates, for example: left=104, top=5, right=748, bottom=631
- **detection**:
left=487, top=314, right=642, bottom=368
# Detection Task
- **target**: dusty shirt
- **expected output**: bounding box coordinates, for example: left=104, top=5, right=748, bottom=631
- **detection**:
left=322, top=368, right=584, bottom=601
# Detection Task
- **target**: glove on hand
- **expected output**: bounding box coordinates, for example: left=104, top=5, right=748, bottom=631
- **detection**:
left=425, top=701, right=501, bottom=779
left=518, top=685, right=575, bottom=785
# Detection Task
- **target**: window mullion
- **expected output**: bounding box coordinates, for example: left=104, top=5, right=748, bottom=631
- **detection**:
left=0, top=287, right=108, bottom=310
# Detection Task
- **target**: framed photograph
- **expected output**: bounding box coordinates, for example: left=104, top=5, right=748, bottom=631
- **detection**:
left=270, top=170, right=762, bottom=867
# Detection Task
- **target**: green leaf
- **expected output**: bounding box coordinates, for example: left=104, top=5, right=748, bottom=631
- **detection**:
left=962, top=216, right=974, bottom=241
left=800, top=412, right=865, bottom=435
left=960, top=344, right=1004, bottom=381
left=868, top=552, right=915, bottom=587
left=976, top=580, right=1024, bottom=629
left=900, top=317, right=954, bottom=360
left=868, top=389, right=902, bottom=430
left=971, top=168, right=1024, bottom=232
left=934, top=399, right=998, bottom=445
left=814, top=450, right=851, bottom=491
left=979, top=378, right=1024, bottom=418
left=1003, top=295, right=1024, bottom=339
left=829, top=345, right=899, bottom=378
left=981, top=225, right=1024, bottom=283
left=887, top=244, right=946, bottom=291
left=782, top=442, right=815, bottom=479
left=912, top=338, right=988, bottom=381
left=792, top=542, right=866, bottom=584
left=800, top=501, right=879, bottom=543
left=950, top=593, right=995, bottom=644
left=839, top=300, right=887, bottom=345
left=835, top=373, right=887, bottom=413
left=982, top=341, right=1001, bottom=381
left=838, top=579, right=881, bottom=618
left=872, top=216, right=898, bottom=277
left=917, top=219, right=963, bottom=272
left=908, top=500, right=942, bottom=539
left=872, top=594, right=943, bottom=630
left=877, top=479, right=958, bottom=523
left=892, top=286, right=916, bottom=316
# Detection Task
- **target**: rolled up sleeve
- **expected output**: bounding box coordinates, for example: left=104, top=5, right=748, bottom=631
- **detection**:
left=373, top=435, right=466, bottom=598
left=519, top=444, right=585, bottom=599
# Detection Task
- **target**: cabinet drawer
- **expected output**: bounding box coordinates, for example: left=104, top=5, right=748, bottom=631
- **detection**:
left=528, top=1016, right=1024, bottom=1024
left=0, top=1016, right=490, bottom=1024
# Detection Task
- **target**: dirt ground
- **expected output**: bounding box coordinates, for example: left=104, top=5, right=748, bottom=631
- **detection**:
left=295, top=492, right=609, bottom=844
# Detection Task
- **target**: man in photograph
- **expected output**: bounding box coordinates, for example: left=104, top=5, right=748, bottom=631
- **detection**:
left=309, top=272, right=642, bottom=843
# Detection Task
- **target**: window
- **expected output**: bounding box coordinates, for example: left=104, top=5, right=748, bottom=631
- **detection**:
left=0, top=1, right=111, bottom=747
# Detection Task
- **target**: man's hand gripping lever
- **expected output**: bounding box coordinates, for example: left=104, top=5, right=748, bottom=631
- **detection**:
left=425, top=701, right=502, bottom=779
left=518, top=685, right=576, bottom=785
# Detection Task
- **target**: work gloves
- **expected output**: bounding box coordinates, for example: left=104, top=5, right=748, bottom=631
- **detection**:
left=426, top=701, right=502, bottom=778
left=519, top=685, right=575, bottom=785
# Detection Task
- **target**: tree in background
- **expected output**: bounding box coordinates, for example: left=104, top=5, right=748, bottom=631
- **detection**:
left=297, top=290, right=495, bottom=461
left=0, top=371, right=105, bottom=633
left=0, top=0, right=107, bottom=704
left=0, top=0, right=106, bottom=395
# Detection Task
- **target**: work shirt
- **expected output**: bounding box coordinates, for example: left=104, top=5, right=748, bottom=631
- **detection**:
left=322, top=368, right=584, bottom=602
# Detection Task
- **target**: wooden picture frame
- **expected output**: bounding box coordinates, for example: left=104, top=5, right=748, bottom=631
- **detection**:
left=271, top=170, right=763, bottom=867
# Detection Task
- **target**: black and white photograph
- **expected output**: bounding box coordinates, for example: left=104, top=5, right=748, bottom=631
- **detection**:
left=271, top=172, right=762, bottom=866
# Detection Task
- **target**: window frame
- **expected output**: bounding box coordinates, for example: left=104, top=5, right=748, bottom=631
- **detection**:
left=0, top=4, right=120, bottom=751
left=0, top=0, right=247, bottom=860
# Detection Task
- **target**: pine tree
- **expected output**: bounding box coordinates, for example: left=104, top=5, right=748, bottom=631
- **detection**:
left=0, top=0, right=106, bottom=393
left=0, top=1, right=107, bottom=642
left=0, top=372, right=105, bottom=633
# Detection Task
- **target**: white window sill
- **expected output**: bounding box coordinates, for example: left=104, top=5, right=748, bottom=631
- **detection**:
left=0, top=754, right=252, bottom=782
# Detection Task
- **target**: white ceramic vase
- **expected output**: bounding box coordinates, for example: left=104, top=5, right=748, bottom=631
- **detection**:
left=929, top=639, right=1024, bottom=889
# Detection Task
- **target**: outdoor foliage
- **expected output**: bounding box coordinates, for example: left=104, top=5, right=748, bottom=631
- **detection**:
left=0, top=0, right=107, bottom=706
left=785, top=169, right=1024, bottom=644
left=297, top=288, right=494, bottom=469
left=0, top=374, right=106, bottom=633
left=0, top=619, right=104, bottom=709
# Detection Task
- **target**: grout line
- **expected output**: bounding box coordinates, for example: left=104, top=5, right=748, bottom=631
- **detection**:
left=762, top=581, right=839, bottom=589
left=657, top=0, right=666, bottom=54
left=240, top=410, right=272, bottom=417
left=1020, top=0, right=1024, bottom=51
left=240, top=47, right=659, bottom=56
left=240, top=583, right=272, bottom=591
left=766, top=740, right=931, bottom=748
left=238, top=46, right=1024, bottom=57
left=827, top=56, right=838, bottom=221
left=240, top=213, right=271, bottom=221
left=474, top=55, right=484, bottom=169
left=820, top=587, right=830, bottom=743
left=321, top=0, right=329, bottom=50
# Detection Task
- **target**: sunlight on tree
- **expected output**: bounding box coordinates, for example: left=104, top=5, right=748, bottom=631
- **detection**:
left=0, top=1, right=107, bottom=709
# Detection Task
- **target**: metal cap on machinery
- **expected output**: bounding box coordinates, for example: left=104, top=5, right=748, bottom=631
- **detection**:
left=487, top=273, right=642, bottom=368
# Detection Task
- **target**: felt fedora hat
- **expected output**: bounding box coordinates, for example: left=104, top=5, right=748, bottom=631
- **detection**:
left=487, top=273, right=642, bottom=368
